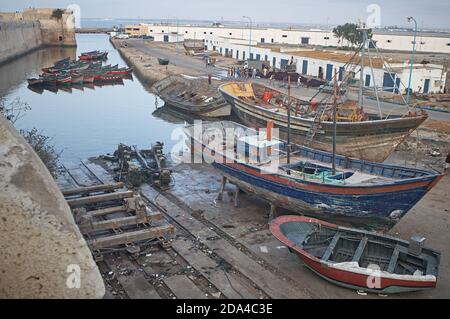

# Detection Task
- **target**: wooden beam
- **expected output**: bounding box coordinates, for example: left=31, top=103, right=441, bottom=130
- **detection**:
left=80, top=211, right=162, bottom=233
left=321, top=232, right=341, bottom=262
left=87, top=224, right=174, bottom=250
left=352, top=237, right=368, bottom=263
left=84, top=205, right=128, bottom=218
left=67, top=191, right=134, bottom=207
left=387, top=245, right=401, bottom=273
left=62, top=182, right=124, bottom=196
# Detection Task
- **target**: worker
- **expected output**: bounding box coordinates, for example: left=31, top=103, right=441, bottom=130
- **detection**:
left=263, top=67, right=267, bottom=78
left=208, top=74, right=212, bottom=85
left=290, top=56, right=294, bottom=65
left=252, top=68, right=257, bottom=79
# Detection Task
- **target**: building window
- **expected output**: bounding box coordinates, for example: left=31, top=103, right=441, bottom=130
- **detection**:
left=420, top=41, right=426, bottom=45
left=271, top=38, right=274, bottom=43
left=185, top=31, right=188, bottom=34
left=282, top=35, right=287, bottom=38
left=162, top=30, right=164, bottom=33
left=447, top=43, right=450, bottom=46
left=301, top=37, right=309, bottom=45
left=324, top=37, right=330, bottom=40
left=204, top=32, right=207, bottom=34
left=261, top=38, right=265, bottom=43
left=387, top=40, right=392, bottom=43
left=229, top=32, right=232, bottom=36
left=210, top=32, right=213, bottom=34
left=150, top=30, right=153, bottom=32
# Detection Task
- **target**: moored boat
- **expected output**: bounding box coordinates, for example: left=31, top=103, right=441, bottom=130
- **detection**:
left=79, top=50, right=108, bottom=61
left=270, top=215, right=440, bottom=294
left=183, top=121, right=443, bottom=227
left=27, top=78, right=43, bottom=86
left=158, top=58, right=170, bottom=65
left=152, top=75, right=231, bottom=118
left=219, top=82, right=427, bottom=163
left=70, top=73, right=84, bottom=84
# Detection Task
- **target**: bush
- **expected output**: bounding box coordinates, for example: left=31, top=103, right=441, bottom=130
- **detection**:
left=51, top=9, right=64, bottom=20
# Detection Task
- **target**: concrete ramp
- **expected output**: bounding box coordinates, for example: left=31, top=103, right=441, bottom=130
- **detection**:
left=0, top=116, right=105, bottom=298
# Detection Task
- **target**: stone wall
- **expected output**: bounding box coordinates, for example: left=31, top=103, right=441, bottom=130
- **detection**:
left=0, top=8, right=76, bottom=65
left=0, top=116, right=105, bottom=298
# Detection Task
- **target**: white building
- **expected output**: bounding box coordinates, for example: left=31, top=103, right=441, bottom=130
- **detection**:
left=205, top=35, right=445, bottom=94
left=143, top=23, right=450, bottom=54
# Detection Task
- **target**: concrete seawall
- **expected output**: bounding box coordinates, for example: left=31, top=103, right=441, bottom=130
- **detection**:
left=0, top=116, right=105, bottom=298
left=0, top=20, right=44, bottom=65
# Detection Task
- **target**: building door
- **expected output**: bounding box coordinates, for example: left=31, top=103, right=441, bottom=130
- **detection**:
left=256, top=54, right=261, bottom=61
left=318, top=66, right=324, bottom=79
left=280, top=59, right=289, bottom=70
left=365, top=74, right=371, bottom=87
left=302, top=60, right=308, bottom=75
left=225, top=48, right=228, bottom=56
left=395, top=78, right=401, bottom=93
left=382, top=72, right=396, bottom=92
left=236, top=50, right=239, bottom=59
left=261, top=38, right=265, bottom=43
left=163, top=35, right=169, bottom=42
left=326, top=64, right=333, bottom=81
left=424, top=79, right=430, bottom=93
left=250, top=53, right=254, bottom=60
left=272, top=57, right=276, bottom=69
left=264, top=55, right=268, bottom=61
left=243, top=51, right=246, bottom=60
left=301, top=37, right=310, bottom=45
left=338, top=67, right=344, bottom=81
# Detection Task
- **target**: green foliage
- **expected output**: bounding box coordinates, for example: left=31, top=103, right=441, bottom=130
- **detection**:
left=51, top=9, right=64, bottom=20
left=333, top=23, right=373, bottom=48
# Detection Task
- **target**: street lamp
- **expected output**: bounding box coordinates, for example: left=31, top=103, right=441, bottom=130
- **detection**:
left=406, top=16, right=418, bottom=104
left=243, top=16, right=252, bottom=61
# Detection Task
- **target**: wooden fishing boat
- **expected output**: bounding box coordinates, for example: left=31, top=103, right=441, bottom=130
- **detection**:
left=56, top=74, right=72, bottom=85
left=70, top=73, right=84, bottom=84
left=96, top=74, right=124, bottom=83
left=219, top=82, right=427, bottom=162
left=107, top=67, right=133, bottom=76
left=183, top=40, right=205, bottom=56
left=82, top=74, right=95, bottom=83
left=152, top=75, right=231, bottom=117
left=270, top=215, right=440, bottom=293
left=27, top=78, right=43, bottom=86
left=158, top=58, right=170, bottom=65
left=183, top=121, right=443, bottom=227
left=79, top=50, right=108, bottom=61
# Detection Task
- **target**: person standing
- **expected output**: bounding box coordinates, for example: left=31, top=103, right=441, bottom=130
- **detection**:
left=252, top=68, right=257, bottom=79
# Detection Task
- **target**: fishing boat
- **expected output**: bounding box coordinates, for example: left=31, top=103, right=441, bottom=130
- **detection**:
left=82, top=73, right=95, bottom=83
left=96, top=74, right=124, bottom=83
left=79, top=50, right=108, bottom=61
left=27, top=78, right=43, bottom=86
left=219, top=82, right=427, bottom=163
left=108, top=67, right=133, bottom=76
left=158, top=58, right=170, bottom=65
left=270, top=215, right=440, bottom=293
left=152, top=75, right=231, bottom=117
left=56, top=74, right=72, bottom=85
left=183, top=120, right=443, bottom=227
left=219, top=26, right=428, bottom=163
left=183, top=40, right=205, bottom=56
left=70, top=73, right=84, bottom=84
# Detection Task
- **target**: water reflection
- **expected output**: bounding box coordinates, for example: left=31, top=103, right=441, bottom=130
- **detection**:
left=0, top=34, right=181, bottom=162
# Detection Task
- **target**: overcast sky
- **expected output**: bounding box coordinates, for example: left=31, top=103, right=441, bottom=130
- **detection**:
left=2, top=0, right=450, bottom=29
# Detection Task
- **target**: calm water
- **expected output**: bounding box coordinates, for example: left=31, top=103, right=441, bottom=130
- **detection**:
left=0, top=34, right=184, bottom=162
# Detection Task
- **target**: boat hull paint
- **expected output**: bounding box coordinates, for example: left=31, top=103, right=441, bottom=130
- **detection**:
left=270, top=216, right=437, bottom=293
left=220, top=86, right=427, bottom=163
left=213, top=161, right=439, bottom=226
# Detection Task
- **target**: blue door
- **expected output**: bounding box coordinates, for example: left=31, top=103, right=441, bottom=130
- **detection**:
left=281, top=59, right=289, bottom=70
left=365, top=74, right=371, bottom=87
left=272, top=57, right=276, bottom=69
left=236, top=50, right=239, bottom=59
left=395, top=78, right=401, bottom=93
left=225, top=48, right=228, bottom=56
left=302, top=60, right=308, bottom=75
left=243, top=51, right=245, bottom=60
left=338, top=67, right=344, bottom=81
left=326, top=64, right=333, bottom=81
left=256, top=54, right=261, bottom=61
left=250, top=53, right=254, bottom=60
left=424, top=79, right=430, bottom=93
left=265, top=55, right=268, bottom=61
left=382, top=72, right=396, bottom=92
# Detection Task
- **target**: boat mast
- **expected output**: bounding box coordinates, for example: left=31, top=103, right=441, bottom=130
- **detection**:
left=287, top=75, right=291, bottom=171
left=332, top=69, right=337, bottom=175
left=357, top=23, right=369, bottom=111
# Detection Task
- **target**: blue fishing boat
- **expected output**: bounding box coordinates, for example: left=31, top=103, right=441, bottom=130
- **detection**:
left=183, top=121, right=443, bottom=228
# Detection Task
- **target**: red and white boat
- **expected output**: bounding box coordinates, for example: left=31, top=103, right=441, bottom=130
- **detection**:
left=270, top=215, right=440, bottom=294
left=107, top=67, right=133, bottom=76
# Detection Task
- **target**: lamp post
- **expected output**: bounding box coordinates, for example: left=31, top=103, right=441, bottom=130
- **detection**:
left=243, top=16, right=252, bottom=61
left=406, top=16, right=418, bottom=104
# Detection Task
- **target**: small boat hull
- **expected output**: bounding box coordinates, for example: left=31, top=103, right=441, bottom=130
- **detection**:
left=158, top=58, right=170, bottom=65
left=270, top=215, right=440, bottom=293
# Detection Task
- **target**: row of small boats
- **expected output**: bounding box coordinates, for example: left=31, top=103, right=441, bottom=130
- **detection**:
left=27, top=52, right=133, bottom=87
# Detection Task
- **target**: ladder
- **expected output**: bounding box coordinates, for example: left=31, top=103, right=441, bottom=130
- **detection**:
left=305, top=105, right=328, bottom=145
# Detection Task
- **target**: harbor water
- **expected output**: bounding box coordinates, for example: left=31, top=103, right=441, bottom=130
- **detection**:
left=0, top=33, right=184, bottom=162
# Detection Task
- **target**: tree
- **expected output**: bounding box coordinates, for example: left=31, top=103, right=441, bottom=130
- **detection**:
left=333, top=23, right=373, bottom=48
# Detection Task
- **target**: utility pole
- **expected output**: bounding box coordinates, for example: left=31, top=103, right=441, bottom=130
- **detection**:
left=243, top=16, right=252, bottom=61
left=357, top=23, right=369, bottom=111
left=406, top=16, right=418, bottom=104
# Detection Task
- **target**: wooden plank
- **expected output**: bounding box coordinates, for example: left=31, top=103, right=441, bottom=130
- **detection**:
left=85, top=205, right=127, bottom=218
left=352, top=237, right=368, bottom=263
left=172, top=238, right=258, bottom=299
left=321, top=232, right=341, bottom=261
left=103, top=254, right=161, bottom=299
left=80, top=211, right=163, bottom=233
left=387, top=245, right=400, bottom=273
left=140, top=185, right=309, bottom=299
left=62, top=182, right=124, bottom=196
left=67, top=190, right=134, bottom=207
left=88, top=224, right=174, bottom=250
left=163, top=275, right=206, bottom=299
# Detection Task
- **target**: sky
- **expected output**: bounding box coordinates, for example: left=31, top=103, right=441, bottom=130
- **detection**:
left=1, top=0, right=450, bottom=29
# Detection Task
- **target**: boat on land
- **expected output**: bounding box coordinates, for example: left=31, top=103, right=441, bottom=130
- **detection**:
left=152, top=75, right=231, bottom=117
left=183, top=121, right=443, bottom=228
left=219, top=82, right=427, bottom=163
left=270, top=215, right=440, bottom=293
left=183, top=40, right=205, bottom=56
left=158, top=58, right=170, bottom=65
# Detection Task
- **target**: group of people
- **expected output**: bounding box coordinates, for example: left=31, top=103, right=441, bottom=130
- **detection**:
left=227, top=66, right=258, bottom=79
